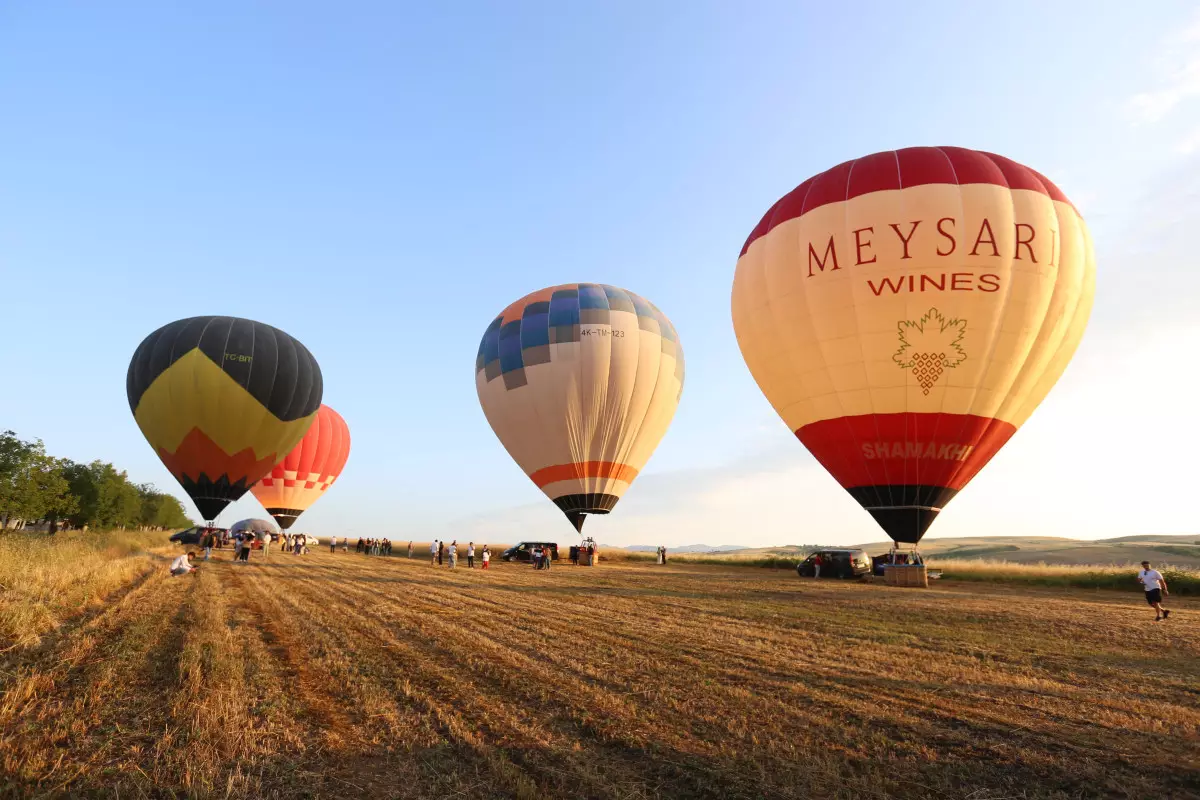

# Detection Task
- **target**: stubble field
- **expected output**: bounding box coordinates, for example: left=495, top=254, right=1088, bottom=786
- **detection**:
left=1, top=536, right=1197, bottom=799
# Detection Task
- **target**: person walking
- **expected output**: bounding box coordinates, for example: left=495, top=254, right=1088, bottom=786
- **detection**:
left=430, top=539, right=438, bottom=565
left=481, top=545, right=490, bottom=570
left=1138, top=561, right=1172, bottom=621
left=467, top=542, right=475, bottom=569
left=448, top=540, right=458, bottom=569
left=438, top=540, right=445, bottom=566
left=330, top=535, right=338, bottom=554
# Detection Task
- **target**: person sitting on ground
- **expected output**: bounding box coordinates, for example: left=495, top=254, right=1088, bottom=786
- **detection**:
left=170, top=551, right=198, bottom=576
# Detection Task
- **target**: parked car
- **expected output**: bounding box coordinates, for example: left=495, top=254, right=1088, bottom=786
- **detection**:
left=169, top=526, right=227, bottom=546
left=501, top=542, right=559, bottom=563
left=796, top=549, right=871, bottom=579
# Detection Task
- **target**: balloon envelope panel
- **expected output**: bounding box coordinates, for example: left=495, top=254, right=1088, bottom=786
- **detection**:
left=126, top=316, right=324, bottom=521
left=250, top=404, right=351, bottom=529
left=476, top=284, right=684, bottom=525
left=732, top=147, right=1094, bottom=544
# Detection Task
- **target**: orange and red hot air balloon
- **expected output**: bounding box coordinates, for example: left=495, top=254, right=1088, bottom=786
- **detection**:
left=251, top=404, right=350, bottom=530
left=732, top=147, right=1095, bottom=545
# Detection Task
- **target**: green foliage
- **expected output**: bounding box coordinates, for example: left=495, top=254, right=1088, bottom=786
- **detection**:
left=1, top=430, right=193, bottom=532
left=0, top=431, right=77, bottom=525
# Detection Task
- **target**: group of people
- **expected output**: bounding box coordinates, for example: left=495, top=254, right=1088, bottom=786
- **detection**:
left=279, top=533, right=309, bottom=555
left=430, top=539, right=489, bottom=569
left=531, top=544, right=552, bottom=570
left=655, top=545, right=668, bottom=565
left=355, top=537, right=393, bottom=556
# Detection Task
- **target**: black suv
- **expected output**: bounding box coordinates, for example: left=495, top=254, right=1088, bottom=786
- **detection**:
left=501, top=542, right=559, bottom=563
left=796, top=549, right=871, bottom=579
left=169, top=526, right=226, bottom=545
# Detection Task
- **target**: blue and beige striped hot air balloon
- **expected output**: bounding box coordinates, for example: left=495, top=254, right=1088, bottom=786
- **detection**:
left=476, top=284, right=685, bottom=532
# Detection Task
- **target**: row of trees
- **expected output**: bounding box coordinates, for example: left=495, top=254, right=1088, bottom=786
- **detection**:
left=0, top=430, right=193, bottom=532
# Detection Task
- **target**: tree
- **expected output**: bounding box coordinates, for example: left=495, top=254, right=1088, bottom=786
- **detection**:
left=137, top=483, right=192, bottom=530
left=0, top=432, right=76, bottom=529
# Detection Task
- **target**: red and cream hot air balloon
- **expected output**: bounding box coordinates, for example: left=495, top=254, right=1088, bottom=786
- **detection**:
left=732, top=147, right=1095, bottom=545
left=250, top=404, right=350, bottom=530
left=476, top=283, right=685, bottom=532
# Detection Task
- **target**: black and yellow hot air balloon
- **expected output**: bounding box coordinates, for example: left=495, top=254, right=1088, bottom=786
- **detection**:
left=126, top=316, right=323, bottom=522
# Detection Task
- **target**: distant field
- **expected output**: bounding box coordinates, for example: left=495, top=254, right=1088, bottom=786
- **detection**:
left=660, top=534, right=1200, bottom=570
left=1, top=532, right=1197, bottom=799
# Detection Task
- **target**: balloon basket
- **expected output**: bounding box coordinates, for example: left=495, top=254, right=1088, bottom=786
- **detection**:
left=884, top=564, right=928, bottom=588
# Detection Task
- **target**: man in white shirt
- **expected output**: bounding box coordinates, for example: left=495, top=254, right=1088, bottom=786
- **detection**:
left=1137, top=561, right=1171, bottom=621
left=430, top=540, right=439, bottom=565
left=170, top=551, right=197, bottom=577
left=467, top=542, right=475, bottom=568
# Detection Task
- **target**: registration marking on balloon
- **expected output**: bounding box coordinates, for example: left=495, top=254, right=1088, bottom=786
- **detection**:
left=732, top=147, right=1094, bottom=544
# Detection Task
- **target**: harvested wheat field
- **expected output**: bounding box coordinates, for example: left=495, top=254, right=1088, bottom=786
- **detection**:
left=2, top=539, right=1198, bottom=800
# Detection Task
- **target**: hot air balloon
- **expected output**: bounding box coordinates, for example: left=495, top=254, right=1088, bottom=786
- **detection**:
left=250, top=404, right=351, bottom=529
left=127, top=316, right=323, bottom=523
left=476, top=283, right=685, bottom=532
left=732, top=147, right=1094, bottom=546
left=229, top=518, right=277, bottom=540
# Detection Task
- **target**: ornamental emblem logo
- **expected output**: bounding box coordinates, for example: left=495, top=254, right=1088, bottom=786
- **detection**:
left=892, top=307, right=967, bottom=394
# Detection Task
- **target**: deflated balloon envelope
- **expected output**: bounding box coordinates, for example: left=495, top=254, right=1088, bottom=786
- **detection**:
left=250, top=404, right=351, bottom=530
left=731, top=147, right=1095, bottom=545
left=475, top=283, right=685, bottom=531
left=126, top=316, right=324, bottom=522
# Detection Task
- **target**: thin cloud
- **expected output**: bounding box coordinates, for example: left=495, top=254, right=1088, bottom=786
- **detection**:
left=1127, top=11, right=1200, bottom=124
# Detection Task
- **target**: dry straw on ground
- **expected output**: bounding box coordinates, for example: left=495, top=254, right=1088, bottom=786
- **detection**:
left=1, top=533, right=1197, bottom=799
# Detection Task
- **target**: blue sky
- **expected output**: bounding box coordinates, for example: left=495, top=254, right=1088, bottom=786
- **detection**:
left=3, top=1, right=1199, bottom=545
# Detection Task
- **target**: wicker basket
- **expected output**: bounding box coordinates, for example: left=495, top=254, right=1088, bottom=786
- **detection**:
left=883, top=564, right=929, bottom=588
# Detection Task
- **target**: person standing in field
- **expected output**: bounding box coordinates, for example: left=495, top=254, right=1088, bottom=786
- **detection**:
left=543, top=545, right=552, bottom=571
left=467, top=542, right=475, bottom=568
left=408, top=541, right=414, bottom=558
left=330, top=535, right=338, bottom=554
left=813, top=553, right=823, bottom=578
left=201, top=529, right=214, bottom=561
left=1138, top=561, right=1172, bottom=621
left=482, top=545, right=490, bottom=570
left=438, top=540, right=445, bottom=566
left=170, top=551, right=198, bottom=576
left=448, top=540, right=458, bottom=569
left=430, top=539, right=438, bottom=565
